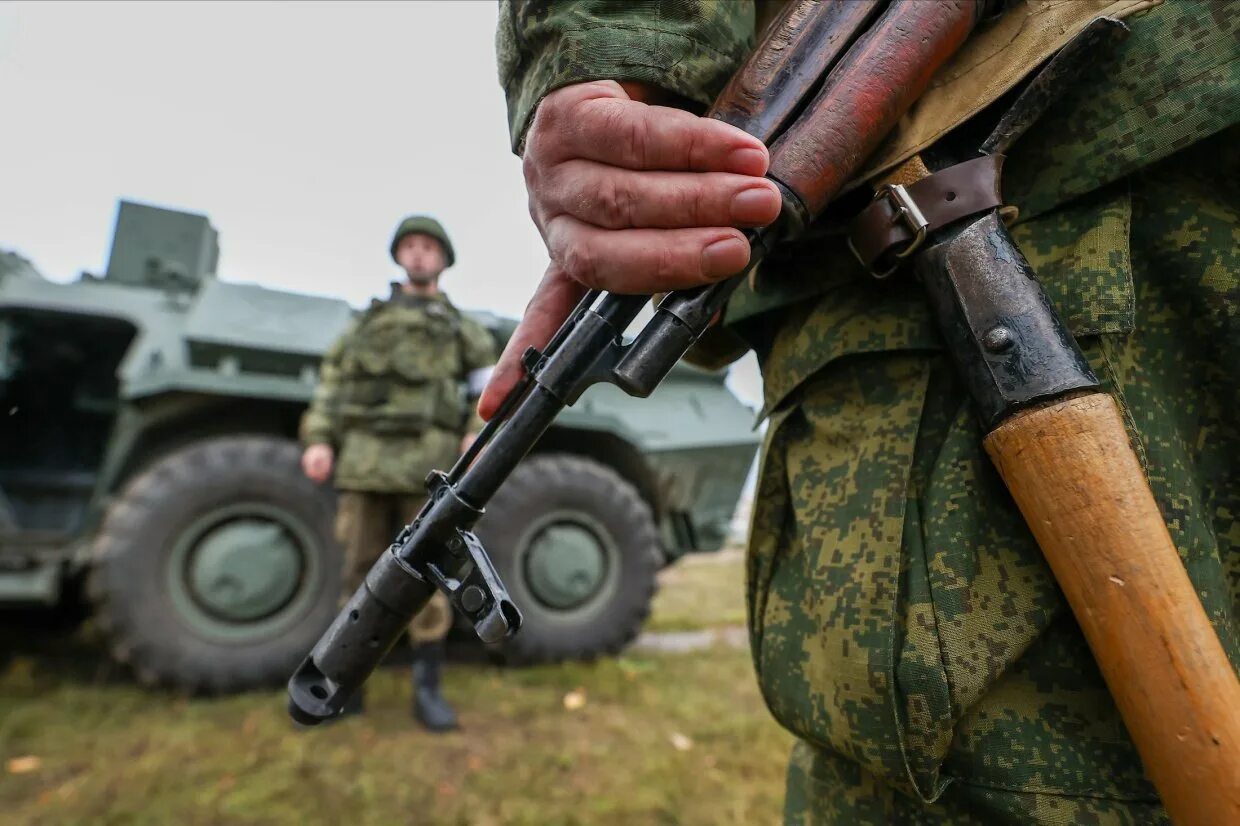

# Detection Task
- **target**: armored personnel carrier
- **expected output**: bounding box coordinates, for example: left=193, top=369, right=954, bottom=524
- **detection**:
left=0, top=200, right=758, bottom=692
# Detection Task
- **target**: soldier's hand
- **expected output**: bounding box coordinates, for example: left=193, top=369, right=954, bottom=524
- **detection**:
left=479, top=80, right=780, bottom=420
left=301, top=444, right=334, bottom=483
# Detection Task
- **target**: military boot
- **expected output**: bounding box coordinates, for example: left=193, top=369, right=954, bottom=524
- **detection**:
left=411, top=642, right=458, bottom=732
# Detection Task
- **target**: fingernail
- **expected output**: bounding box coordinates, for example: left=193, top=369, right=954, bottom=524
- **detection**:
left=727, top=147, right=768, bottom=175
left=731, top=186, right=781, bottom=225
left=701, top=237, right=750, bottom=279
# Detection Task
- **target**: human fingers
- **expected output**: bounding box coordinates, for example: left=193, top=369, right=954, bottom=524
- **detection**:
left=478, top=265, right=588, bottom=421
left=537, top=162, right=781, bottom=230
left=544, top=216, right=751, bottom=294
left=527, top=81, right=769, bottom=175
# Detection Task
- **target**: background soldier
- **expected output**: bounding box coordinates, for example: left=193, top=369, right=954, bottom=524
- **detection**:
left=488, top=2, right=1238, bottom=822
left=300, top=215, right=496, bottom=731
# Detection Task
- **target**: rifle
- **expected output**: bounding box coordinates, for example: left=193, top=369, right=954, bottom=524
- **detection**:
left=290, top=2, right=1239, bottom=820
left=287, top=0, right=965, bottom=722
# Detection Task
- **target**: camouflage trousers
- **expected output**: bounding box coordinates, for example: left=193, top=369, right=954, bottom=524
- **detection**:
left=335, top=491, right=453, bottom=644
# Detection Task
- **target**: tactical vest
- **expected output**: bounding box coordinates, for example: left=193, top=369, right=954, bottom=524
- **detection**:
left=335, top=295, right=471, bottom=436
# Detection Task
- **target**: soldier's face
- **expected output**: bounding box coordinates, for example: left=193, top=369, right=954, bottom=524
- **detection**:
left=395, top=233, right=447, bottom=281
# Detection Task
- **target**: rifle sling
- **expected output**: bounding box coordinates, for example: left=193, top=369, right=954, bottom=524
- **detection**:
left=849, top=154, right=1004, bottom=276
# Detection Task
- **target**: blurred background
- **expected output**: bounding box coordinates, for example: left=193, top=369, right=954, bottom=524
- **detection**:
left=1, top=0, right=766, bottom=404
left=0, top=2, right=781, bottom=824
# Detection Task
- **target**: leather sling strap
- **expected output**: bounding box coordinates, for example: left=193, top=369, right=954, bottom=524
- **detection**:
left=849, top=153, right=1004, bottom=276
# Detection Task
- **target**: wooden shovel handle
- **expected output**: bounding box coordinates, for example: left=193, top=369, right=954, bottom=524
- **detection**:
left=985, top=392, right=1240, bottom=824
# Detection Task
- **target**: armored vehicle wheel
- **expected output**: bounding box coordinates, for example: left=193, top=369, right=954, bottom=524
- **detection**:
left=88, top=436, right=340, bottom=693
left=476, top=453, right=659, bottom=664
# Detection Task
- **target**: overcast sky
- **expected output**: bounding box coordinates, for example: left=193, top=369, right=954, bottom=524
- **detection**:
left=0, top=0, right=763, bottom=408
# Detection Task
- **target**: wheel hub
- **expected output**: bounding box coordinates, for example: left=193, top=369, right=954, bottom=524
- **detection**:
left=186, top=518, right=303, bottom=622
left=523, top=522, right=608, bottom=610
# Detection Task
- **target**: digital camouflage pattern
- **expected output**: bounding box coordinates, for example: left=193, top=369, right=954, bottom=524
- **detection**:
left=1004, top=0, right=1240, bottom=222
left=300, top=288, right=496, bottom=492
left=761, top=128, right=1239, bottom=826
left=497, top=1, right=1239, bottom=822
left=496, top=0, right=755, bottom=150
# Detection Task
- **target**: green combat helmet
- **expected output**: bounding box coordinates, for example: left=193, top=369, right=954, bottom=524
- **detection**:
left=389, top=215, right=455, bottom=268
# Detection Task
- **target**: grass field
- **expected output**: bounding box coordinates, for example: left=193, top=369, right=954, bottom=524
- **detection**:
left=645, top=550, right=749, bottom=634
left=0, top=551, right=791, bottom=826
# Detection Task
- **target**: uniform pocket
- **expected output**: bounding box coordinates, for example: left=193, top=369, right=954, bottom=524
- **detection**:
left=749, top=353, right=931, bottom=794
left=429, top=378, right=468, bottom=431
left=388, top=313, right=461, bottom=384
left=895, top=357, right=1063, bottom=797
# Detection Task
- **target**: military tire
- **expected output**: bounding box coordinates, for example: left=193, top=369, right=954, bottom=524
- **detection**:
left=476, top=453, right=659, bottom=664
left=88, top=436, right=341, bottom=693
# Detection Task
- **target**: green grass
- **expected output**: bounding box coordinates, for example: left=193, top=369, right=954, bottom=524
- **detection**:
left=647, top=549, right=748, bottom=633
left=0, top=549, right=789, bottom=826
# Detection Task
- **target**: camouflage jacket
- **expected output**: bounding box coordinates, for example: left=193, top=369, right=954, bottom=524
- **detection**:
left=300, top=288, right=495, bottom=493
left=499, top=1, right=1239, bottom=822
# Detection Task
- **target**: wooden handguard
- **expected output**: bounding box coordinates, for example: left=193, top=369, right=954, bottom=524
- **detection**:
left=985, top=394, right=1240, bottom=824
left=708, top=0, right=882, bottom=145
left=769, top=0, right=981, bottom=216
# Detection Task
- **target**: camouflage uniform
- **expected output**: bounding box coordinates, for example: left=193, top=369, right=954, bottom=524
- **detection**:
left=497, top=1, right=1239, bottom=822
left=301, top=287, right=496, bottom=642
